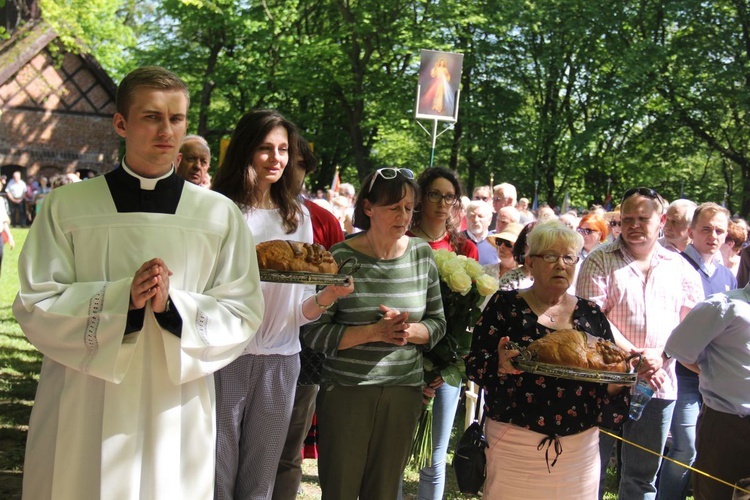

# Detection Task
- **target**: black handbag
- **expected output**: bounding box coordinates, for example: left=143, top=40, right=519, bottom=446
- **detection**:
left=453, top=388, right=488, bottom=494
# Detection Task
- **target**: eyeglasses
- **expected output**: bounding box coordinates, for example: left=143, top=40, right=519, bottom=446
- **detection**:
left=621, top=187, right=661, bottom=205
left=426, top=190, right=458, bottom=205
left=577, top=227, right=599, bottom=236
left=530, top=253, right=579, bottom=266
left=493, top=196, right=504, bottom=203
left=367, top=168, right=414, bottom=194
left=609, top=220, right=621, bottom=227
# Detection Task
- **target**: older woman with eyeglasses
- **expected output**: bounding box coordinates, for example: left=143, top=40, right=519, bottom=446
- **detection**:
left=466, top=220, right=628, bottom=499
left=303, top=167, right=446, bottom=500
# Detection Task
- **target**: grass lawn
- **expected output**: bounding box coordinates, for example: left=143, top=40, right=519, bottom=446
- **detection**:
left=0, top=227, right=672, bottom=499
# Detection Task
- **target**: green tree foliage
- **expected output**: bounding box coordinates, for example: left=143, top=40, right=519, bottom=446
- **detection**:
left=47, top=0, right=750, bottom=214
left=39, top=0, right=136, bottom=72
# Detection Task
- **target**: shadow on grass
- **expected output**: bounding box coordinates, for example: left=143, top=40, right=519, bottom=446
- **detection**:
left=0, top=471, right=22, bottom=500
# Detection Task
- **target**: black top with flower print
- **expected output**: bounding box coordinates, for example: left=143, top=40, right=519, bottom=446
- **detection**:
left=466, top=290, right=627, bottom=436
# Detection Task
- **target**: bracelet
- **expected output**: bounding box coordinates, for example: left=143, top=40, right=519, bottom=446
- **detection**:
left=314, top=292, right=335, bottom=310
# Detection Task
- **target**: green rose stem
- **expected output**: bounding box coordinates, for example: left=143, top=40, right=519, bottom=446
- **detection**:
left=408, top=249, right=499, bottom=472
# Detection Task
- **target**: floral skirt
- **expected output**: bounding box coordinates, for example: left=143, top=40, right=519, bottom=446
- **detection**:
left=484, top=420, right=600, bottom=499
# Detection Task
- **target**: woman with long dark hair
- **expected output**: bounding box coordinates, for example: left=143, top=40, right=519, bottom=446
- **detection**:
left=406, top=166, right=477, bottom=499
left=212, top=109, right=353, bottom=499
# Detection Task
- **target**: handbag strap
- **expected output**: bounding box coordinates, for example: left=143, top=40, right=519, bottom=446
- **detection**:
left=474, top=386, right=484, bottom=424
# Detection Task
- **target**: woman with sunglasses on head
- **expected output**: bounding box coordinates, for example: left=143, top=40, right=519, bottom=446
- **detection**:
left=211, top=109, right=354, bottom=500
left=303, top=167, right=446, bottom=500
left=403, top=167, right=477, bottom=500
left=466, top=220, right=629, bottom=499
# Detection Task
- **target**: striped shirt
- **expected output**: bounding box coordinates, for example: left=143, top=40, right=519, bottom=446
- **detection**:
left=302, top=237, right=446, bottom=386
left=576, top=238, right=704, bottom=400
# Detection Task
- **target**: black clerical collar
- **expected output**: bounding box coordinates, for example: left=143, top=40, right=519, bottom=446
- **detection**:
left=121, top=159, right=175, bottom=190
left=105, top=161, right=185, bottom=214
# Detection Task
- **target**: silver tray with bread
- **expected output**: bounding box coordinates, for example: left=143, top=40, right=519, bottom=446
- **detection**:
left=509, top=329, right=640, bottom=385
left=257, top=240, right=359, bottom=286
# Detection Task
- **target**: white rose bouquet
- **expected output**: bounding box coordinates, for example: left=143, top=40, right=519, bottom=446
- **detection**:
left=410, top=249, right=499, bottom=469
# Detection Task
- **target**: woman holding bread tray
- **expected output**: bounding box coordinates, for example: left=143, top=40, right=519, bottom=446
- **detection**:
left=211, top=109, right=354, bottom=499
left=466, top=220, right=630, bottom=499
left=302, top=167, right=446, bottom=499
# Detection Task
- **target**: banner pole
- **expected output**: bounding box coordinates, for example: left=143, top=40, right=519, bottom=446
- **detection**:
left=429, top=119, right=438, bottom=167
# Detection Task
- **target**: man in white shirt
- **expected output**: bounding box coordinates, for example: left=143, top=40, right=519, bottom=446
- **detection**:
left=5, top=170, right=26, bottom=227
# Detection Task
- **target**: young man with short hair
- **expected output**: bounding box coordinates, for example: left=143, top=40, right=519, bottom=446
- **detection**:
left=14, top=66, right=264, bottom=499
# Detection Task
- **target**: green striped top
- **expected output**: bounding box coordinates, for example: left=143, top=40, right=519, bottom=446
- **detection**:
left=302, top=237, right=446, bottom=386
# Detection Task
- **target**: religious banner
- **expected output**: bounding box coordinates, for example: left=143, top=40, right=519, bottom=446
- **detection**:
left=415, top=50, right=464, bottom=122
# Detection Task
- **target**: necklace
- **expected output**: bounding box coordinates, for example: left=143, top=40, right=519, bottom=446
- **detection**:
left=418, top=225, right=447, bottom=242
left=529, top=289, right=564, bottom=323
left=366, top=230, right=392, bottom=260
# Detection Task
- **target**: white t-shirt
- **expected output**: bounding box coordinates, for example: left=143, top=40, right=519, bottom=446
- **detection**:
left=242, top=205, right=316, bottom=355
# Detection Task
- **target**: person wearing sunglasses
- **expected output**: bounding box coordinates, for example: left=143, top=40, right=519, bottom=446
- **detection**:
left=487, top=222, right=524, bottom=279
left=211, top=110, right=353, bottom=500
left=405, top=167, right=478, bottom=500
left=467, top=221, right=629, bottom=499
left=497, top=221, right=538, bottom=292
left=577, top=186, right=704, bottom=499
left=577, top=213, right=609, bottom=260
left=605, top=208, right=622, bottom=242
left=303, top=167, right=446, bottom=500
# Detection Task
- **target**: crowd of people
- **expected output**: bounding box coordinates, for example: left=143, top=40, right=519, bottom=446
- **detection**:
left=9, top=64, right=750, bottom=500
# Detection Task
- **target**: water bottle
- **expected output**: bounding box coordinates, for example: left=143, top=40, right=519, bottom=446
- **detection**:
left=628, top=377, right=654, bottom=421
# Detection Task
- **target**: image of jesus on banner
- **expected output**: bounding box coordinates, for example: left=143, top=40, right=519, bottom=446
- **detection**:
left=416, top=50, right=463, bottom=121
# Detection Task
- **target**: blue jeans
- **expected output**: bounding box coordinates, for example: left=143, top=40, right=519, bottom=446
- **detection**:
left=658, top=374, right=701, bottom=500
left=416, top=382, right=462, bottom=500
left=599, top=397, right=675, bottom=500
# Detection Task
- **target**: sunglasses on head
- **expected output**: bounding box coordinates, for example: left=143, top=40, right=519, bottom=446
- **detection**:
left=367, top=168, right=415, bottom=194
left=621, top=187, right=662, bottom=205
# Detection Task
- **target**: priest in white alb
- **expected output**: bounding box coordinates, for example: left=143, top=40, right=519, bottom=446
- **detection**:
left=13, top=66, right=264, bottom=500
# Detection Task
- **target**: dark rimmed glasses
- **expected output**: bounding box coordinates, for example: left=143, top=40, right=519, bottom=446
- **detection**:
left=367, top=168, right=415, bottom=194
left=609, top=220, right=621, bottom=227
left=425, top=190, right=458, bottom=205
left=530, top=253, right=579, bottom=266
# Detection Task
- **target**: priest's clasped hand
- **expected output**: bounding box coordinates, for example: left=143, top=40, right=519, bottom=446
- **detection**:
left=130, top=258, right=173, bottom=312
